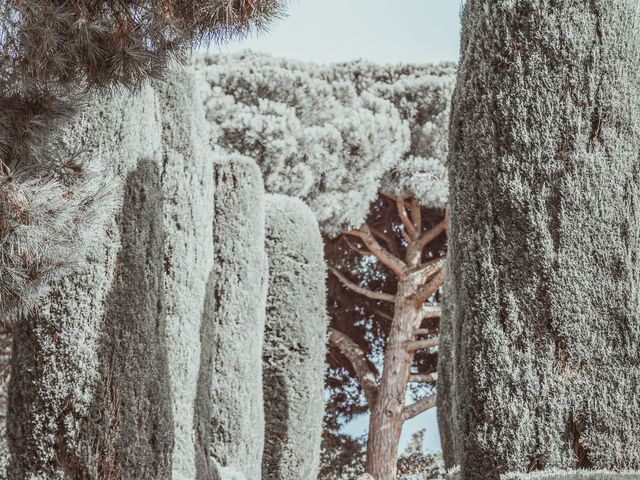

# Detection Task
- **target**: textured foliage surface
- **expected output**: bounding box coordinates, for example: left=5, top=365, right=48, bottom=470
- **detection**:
left=195, top=52, right=455, bottom=235
left=440, top=1, right=640, bottom=479
left=263, top=194, right=328, bottom=480
left=7, top=69, right=217, bottom=480
left=209, top=155, right=267, bottom=479
left=0, top=0, right=283, bottom=319
left=502, top=471, right=640, bottom=480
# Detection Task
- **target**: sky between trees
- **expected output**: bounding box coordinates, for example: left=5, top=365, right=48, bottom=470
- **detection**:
left=208, top=0, right=463, bottom=64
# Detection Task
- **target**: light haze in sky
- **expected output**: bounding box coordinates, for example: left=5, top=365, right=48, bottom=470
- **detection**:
left=209, top=0, right=463, bottom=453
left=209, top=0, right=463, bottom=64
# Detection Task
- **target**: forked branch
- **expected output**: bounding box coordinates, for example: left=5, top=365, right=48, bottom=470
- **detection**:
left=413, top=268, right=446, bottom=307
left=370, top=226, right=401, bottom=258
left=394, top=196, right=419, bottom=239
left=343, top=224, right=407, bottom=279
left=330, top=268, right=395, bottom=303
left=329, top=328, right=379, bottom=409
left=406, top=220, right=446, bottom=266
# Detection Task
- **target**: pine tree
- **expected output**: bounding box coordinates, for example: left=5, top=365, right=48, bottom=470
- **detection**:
left=198, top=53, right=455, bottom=480
left=440, top=1, right=640, bottom=479
left=404, top=429, right=426, bottom=457
left=0, top=0, right=283, bottom=319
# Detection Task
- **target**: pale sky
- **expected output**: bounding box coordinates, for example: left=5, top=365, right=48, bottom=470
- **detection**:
left=208, top=0, right=463, bottom=64
left=209, top=0, right=462, bottom=453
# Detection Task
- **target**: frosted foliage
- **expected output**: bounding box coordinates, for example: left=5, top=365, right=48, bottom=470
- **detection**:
left=319, top=61, right=455, bottom=207
left=195, top=52, right=455, bottom=233
left=437, top=264, right=460, bottom=469
left=262, top=194, right=328, bottom=480
left=7, top=83, right=164, bottom=479
left=196, top=52, right=455, bottom=235
left=501, top=471, right=640, bottom=480
left=441, top=2, right=640, bottom=480
left=0, top=1, right=284, bottom=320
left=0, top=119, right=115, bottom=321
left=372, top=76, right=453, bottom=207
left=210, top=155, right=267, bottom=479
left=154, top=70, right=216, bottom=480
left=380, top=156, right=448, bottom=208
left=7, top=69, right=217, bottom=479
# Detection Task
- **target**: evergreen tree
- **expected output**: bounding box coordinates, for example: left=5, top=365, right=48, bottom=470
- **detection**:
left=263, top=194, right=327, bottom=480
left=440, top=1, right=640, bottom=479
left=404, top=429, right=426, bottom=457
left=0, top=1, right=283, bottom=319
left=198, top=53, right=454, bottom=480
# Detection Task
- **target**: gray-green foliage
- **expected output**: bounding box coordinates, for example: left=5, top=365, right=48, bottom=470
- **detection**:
left=319, top=61, right=455, bottom=208
left=7, top=69, right=217, bottom=479
left=195, top=52, right=454, bottom=235
left=501, top=471, right=640, bottom=480
left=209, top=155, right=268, bottom=479
left=440, top=1, right=640, bottom=479
left=155, top=71, right=217, bottom=480
left=0, top=0, right=284, bottom=320
left=437, top=267, right=460, bottom=469
left=7, top=82, right=162, bottom=480
left=263, top=194, right=328, bottom=480
left=0, top=117, right=116, bottom=321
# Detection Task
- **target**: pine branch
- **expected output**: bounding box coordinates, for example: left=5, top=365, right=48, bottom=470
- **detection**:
left=374, top=308, right=394, bottom=322
left=343, top=224, right=407, bottom=279
left=408, top=372, right=438, bottom=384
left=394, top=195, right=419, bottom=240
left=414, top=327, right=437, bottom=336
left=406, top=337, right=439, bottom=352
left=420, top=303, right=441, bottom=320
left=402, top=394, right=437, bottom=421
left=406, top=220, right=446, bottom=266
left=330, top=267, right=396, bottom=304
left=329, top=328, right=379, bottom=410
left=369, top=226, right=401, bottom=258
left=410, top=196, right=422, bottom=233
left=412, top=268, right=446, bottom=307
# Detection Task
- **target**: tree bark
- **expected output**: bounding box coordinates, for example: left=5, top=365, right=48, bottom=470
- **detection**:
left=365, top=279, right=422, bottom=480
left=443, top=1, right=640, bottom=479
left=364, top=250, right=441, bottom=480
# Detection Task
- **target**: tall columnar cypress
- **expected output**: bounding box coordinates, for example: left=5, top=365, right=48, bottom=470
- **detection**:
left=7, top=83, right=163, bottom=480
left=207, top=156, right=268, bottom=479
left=7, top=71, right=217, bottom=479
left=262, top=194, right=328, bottom=480
left=440, top=1, right=640, bottom=479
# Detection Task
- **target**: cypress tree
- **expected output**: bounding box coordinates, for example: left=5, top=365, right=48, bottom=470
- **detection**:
left=0, top=0, right=283, bottom=319
left=7, top=71, right=217, bottom=479
left=262, top=194, right=328, bottom=480
left=440, top=1, right=640, bottom=479
left=207, top=155, right=268, bottom=479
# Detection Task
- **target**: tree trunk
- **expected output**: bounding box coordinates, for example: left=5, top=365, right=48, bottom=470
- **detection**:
left=365, top=279, right=421, bottom=480
left=445, top=1, right=640, bottom=479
